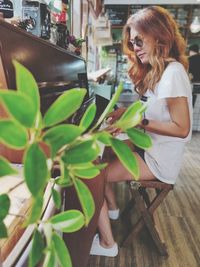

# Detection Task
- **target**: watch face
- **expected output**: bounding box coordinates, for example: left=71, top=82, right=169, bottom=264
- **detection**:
left=142, top=118, right=149, bottom=126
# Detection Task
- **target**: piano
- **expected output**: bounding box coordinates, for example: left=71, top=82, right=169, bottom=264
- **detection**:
left=0, top=19, right=104, bottom=267
left=0, top=17, right=95, bottom=162
left=0, top=18, right=92, bottom=113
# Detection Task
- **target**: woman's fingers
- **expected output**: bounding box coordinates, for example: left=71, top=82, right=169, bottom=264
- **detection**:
left=106, top=125, right=122, bottom=136
left=107, top=108, right=126, bottom=124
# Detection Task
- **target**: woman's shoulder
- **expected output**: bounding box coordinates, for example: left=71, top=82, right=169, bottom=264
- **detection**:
left=162, top=61, right=188, bottom=80
left=156, top=60, right=191, bottom=97
left=165, top=61, right=185, bottom=72
left=164, top=61, right=187, bottom=74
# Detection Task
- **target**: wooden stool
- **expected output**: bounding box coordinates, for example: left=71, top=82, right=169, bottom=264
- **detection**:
left=121, top=180, right=173, bottom=256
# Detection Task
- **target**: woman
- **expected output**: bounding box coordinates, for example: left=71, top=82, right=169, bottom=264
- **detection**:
left=90, top=6, right=192, bottom=257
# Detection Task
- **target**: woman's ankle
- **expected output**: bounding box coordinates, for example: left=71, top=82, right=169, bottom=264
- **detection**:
left=107, top=202, right=118, bottom=210
left=108, top=205, right=118, bottom=210
left=99, top=238, right=115, bottom=249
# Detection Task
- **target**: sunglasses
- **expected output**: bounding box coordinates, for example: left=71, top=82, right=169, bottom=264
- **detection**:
left=128, top=36, right=144, bottom=49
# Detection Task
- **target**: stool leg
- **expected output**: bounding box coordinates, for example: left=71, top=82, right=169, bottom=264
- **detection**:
left=122, top=184, right=168, bottom=256
left=141, top=208, right=168, bottom=256
left=121, top=198, right=135, bottom=219
left=139, top=187, right=151, bottom=207
left=122, top=184, right=146, bottom=246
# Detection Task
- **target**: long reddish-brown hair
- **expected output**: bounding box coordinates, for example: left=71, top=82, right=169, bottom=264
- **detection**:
left=123, top=6, right=188, bottom=95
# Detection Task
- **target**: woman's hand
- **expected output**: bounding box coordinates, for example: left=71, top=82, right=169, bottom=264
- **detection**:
left=106, top=124, right=122, bottom=136
left=100, top=108, right=126, bottom=136
left=106, top=107, right=126, bottom=124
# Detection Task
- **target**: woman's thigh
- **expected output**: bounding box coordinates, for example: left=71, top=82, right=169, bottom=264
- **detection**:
left=105, top=152, right=156, bottom=182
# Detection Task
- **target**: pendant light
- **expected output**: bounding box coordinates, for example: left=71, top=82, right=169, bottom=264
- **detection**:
left=190, top=16, right=200, bottom=33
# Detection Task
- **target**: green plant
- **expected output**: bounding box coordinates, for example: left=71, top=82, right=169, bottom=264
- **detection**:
left=0, top=61, right=152, bottom=266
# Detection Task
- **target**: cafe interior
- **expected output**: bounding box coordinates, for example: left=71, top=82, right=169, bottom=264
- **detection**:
left=0, top=0, right=200, bottom=266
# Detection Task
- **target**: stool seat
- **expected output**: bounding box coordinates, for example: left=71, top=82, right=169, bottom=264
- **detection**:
left=121, top=179, right=173, bottom=256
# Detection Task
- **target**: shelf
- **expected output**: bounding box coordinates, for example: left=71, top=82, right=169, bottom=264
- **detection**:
left=111, top=25, right=123, bottom=29
left=105, top=4, right=200, bottom=42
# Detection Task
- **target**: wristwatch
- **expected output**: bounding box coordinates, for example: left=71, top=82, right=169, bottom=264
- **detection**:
left=142, top=118, right=149, bottom=126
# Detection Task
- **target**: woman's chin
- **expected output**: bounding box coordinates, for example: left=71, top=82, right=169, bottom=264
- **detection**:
left=140, top=58, right=149, bottom=65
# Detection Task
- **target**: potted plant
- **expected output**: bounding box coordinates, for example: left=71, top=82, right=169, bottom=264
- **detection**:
left=0, top=61, right=151, bottom=266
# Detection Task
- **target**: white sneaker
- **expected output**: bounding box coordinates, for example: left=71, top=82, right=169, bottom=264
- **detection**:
left=90, top=234, right=118, bottom=257
left=108, top=209, right=120, bottom=220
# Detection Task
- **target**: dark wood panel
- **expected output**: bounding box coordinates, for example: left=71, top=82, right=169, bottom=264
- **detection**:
left=64, top=170, right=106, bottom=267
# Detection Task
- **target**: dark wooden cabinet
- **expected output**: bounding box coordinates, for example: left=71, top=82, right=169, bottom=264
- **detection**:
left=64, top=172, right=105, bottom=267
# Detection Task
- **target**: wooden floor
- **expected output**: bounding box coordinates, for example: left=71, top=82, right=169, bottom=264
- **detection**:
left=87, top=132, right=200, bottom=267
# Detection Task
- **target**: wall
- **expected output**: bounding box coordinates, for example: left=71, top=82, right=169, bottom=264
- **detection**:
left=12, top=0, right=22, bottom=17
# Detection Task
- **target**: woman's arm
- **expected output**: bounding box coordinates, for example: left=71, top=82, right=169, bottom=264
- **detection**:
left=141, top=97, right=190, bottom=138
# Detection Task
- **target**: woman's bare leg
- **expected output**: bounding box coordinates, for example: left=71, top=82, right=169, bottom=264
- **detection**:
left=105, top=152, right=156, bottom=182
left=104, top=141, right=135, bottom=213
left=105, top=183, right=118, bottom=210
left=98, top=199, right=116, bottom=248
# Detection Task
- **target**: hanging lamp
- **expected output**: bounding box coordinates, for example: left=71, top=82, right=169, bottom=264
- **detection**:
left=190, top=16, right=200, bottom=33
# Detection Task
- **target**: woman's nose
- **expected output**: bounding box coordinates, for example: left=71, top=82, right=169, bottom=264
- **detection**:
left=133, top=45, right=141, bottom=52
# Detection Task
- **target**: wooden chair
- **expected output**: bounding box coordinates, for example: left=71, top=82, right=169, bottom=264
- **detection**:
left=121, top=180, right=173, bottom=256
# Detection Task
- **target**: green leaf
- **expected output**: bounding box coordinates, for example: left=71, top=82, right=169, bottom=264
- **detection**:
left=0, top=221, right=8, bottom=238
left=0, top=157, right=17, bottom=177
left=43, top=248, right=56, bottom=267
left=127, top=128, right=152, bottom=149
left=116, top=101, right=146, bottom=130
left=24, top=196, right=43, bottom=225
left=52, top=232, right=72, bottom=267
left=43, top=223, right=52, bottom=246
left=95, top=131, right=112, bottom=145
left=70, top=162, right=106, bottom=177
left=51, top=188, right=61, bottom=209
left=70, top=162, right=95, bottom=169
left=73, top=167, right=100, bottom=179
left=13, top=60, right=40, bottom=117
left=24, top=143, right=49, bottom=197
left=0, top=119, right=28, bottom=148
left=79, top=102, right=96, bottom=130
left=54, top=162, right=72, bottom=187
left=62, top=140, right=99, bottom=164
left=120, top=101, right=146, bottom=121
left=36, top=111, right=43, bottom=130
left=95, top=163, right=107, bottom=170
left=29, top=230, right=45, bottom=267
left=50, top=210, right=84, bottom=233
left=42, top=124, right=83, bottom=157
left=43, top=89, right=86, bottom=127
left=73, top=178, right=95, bottom=225
left=55, top=176, right=72, bottom=188
left=0, top=91, right=36, bottom=128
left=0, top=194, right=10, bottom=220
left=110, top=138, right=140, bottom=179
left=115, top=112, right=142, bottom=130
left=93, top=82, right=123, bottom=129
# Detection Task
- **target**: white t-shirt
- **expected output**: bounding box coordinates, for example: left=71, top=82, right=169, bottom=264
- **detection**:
left=142, top=61, right=193, bottom=184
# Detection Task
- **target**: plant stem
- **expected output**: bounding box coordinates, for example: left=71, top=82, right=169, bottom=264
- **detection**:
left=6, top=180, right=24, bottom=194
left=8, top=212, right=26, bottom=218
